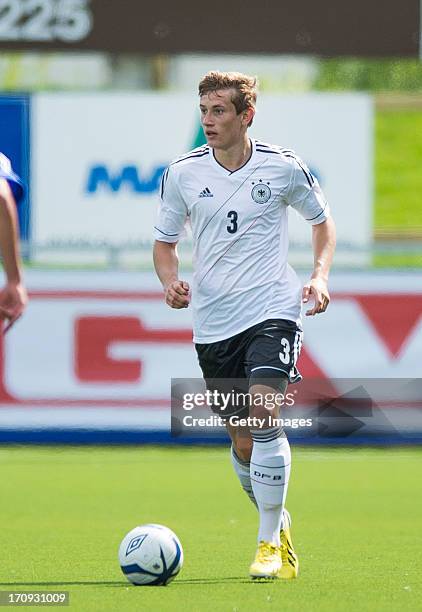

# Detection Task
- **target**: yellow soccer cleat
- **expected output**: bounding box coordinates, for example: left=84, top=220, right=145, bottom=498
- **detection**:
left=279, top=508, right=299, bottom=579
left=249, top=541, right=282, bottom=580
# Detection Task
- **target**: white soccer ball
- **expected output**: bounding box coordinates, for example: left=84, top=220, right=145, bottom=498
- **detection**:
left=118, top=524, right=183, bottom=586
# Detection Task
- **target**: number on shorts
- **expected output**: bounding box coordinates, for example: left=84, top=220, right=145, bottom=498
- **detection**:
left=279, top=337, right=290, bottom=365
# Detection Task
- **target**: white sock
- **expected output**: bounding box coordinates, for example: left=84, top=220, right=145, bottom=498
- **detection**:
left=250, top=427, right=291, bottom=546
left=230, top=445, right=257, bottom=508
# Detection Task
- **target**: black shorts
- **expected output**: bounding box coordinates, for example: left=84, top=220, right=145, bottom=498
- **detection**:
left=195, top=319, right=303, bottom=417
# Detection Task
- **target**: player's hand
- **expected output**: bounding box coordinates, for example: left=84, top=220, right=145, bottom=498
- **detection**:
left=302, top=278, right=330, bottom=316
left=164, top=280, right=190, bottom=309
left=0, top=281, right=28, bottom=333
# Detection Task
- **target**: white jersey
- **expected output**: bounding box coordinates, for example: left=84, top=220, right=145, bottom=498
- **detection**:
left=0, top=152, right=24, bottom=203
left=154, top=139, right=330, bottom=344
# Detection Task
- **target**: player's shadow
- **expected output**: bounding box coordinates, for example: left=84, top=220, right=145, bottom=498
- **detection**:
left=174, top=577, right=270, bottom=585
left=0, top=577, right=276, bottom=587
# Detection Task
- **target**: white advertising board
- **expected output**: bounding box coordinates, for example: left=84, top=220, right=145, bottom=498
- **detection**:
left=32, top=93, right=372, bottom=250
left=0, top=270, right=421, bottom=443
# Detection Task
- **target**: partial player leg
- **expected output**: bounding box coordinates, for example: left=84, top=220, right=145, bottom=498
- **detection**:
left=227, top=422, right=257, bottom=508
left=248, top=380, right=290, bottom=578
left=250, top=380, right=290, bottom=544
left=246, top=320, right=301, bottom=579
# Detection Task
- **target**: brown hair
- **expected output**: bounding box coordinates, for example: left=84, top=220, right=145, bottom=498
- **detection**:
left=198, top=71, right=258, bottom=126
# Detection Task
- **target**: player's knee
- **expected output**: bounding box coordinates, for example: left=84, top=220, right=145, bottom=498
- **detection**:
left=249, top=376, right=288, bottom=420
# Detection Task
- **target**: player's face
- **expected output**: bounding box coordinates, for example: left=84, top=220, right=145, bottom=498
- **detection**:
left=199, top=90, right=249, bottom=150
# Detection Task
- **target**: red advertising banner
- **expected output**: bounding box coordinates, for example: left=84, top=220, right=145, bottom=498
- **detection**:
left=0, top=271, right=421, bottom=442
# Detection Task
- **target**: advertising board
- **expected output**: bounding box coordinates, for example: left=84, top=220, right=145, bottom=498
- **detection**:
left=32, top=93, right=372, bottom=252
left=0, top=270, right=420, bottom=443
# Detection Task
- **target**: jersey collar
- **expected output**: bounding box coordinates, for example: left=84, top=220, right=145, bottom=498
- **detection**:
left=210, top=138, right=256, bottom=176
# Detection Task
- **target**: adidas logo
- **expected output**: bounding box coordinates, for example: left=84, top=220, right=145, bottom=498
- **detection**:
left=199, top=187, right=213, bottom=198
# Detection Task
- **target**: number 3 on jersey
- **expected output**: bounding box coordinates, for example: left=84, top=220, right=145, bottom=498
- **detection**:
left=227, top=210, right=238, bottom=234
left=279, top=337, right=290, bottom=364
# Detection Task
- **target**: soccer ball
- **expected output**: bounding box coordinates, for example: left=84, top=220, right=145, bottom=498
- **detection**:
left=118, top=524, right=183, bottom=586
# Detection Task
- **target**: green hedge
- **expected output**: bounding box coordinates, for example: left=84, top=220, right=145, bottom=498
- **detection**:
left=315, top=59, right=422, bottom=92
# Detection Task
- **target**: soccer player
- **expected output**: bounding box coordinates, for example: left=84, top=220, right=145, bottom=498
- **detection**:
left=0, top=153, right=27, bottom=332
left=153, top=71, right=336, bottom=579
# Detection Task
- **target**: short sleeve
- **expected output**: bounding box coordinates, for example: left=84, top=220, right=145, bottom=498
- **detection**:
left=0, top=153, right=24, bottom=204
left=285, top=155, right=329, bottom=225
left=153, top=165, right=188, bottom=243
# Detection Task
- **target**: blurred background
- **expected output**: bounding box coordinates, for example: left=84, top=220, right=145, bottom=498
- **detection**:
left=0, top=0, right=421, bottom=443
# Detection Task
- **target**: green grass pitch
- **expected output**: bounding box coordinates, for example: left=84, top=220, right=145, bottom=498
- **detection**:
left=0, top=446, right=420, bottom=611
